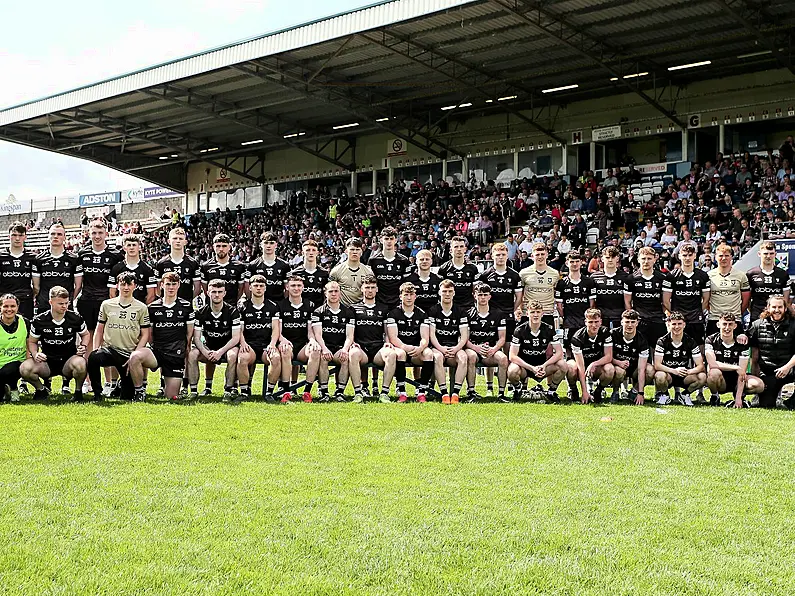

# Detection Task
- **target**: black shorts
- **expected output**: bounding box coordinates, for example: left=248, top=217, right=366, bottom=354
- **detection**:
left=686, top=322, right=706, bottom=346
left=77, top=299, right=104, bottom=331
left=44, top=357, right=70, bottom=378
left=153, top=349, right=185, bottom=378
left=639, top=320, right=667, bottom=348
left=202, top=349, right=231, bottom=365
left=16, top=298, right=33, bottom=322
left=359, top=342, right=383, bottom=362
left=720, top=370, right=739, bottom=392
left=669, top=374, right=688, bottom=389
left=248, top=345, right=271, bottom=364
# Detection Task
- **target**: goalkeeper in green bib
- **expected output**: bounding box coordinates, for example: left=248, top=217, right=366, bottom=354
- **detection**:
left=0, top=293, right=30, bottom=402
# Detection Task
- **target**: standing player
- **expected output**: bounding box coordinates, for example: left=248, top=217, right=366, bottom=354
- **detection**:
left=109, top=234, right=157, bottom=304
left=76, top=218, right=121, bottom=395
left=555, top=251, right=596, bottom=356
left=705, top=313, right=763, bottom=408
left=235, top=274, right=282, bottom=403
left=0, top=222, right=35, bottom=321
left=386, top=282, right=434, bottom=403
left=464, top=283, right=509, bottom=402
left=706, top=244, right=750, bottom=336
left=87, top=272, right=151, bottom=402
left=348, top=276, right=396, bottom=403
left=186, top=279, right=241, bottom=400
left=288, top=239, right=329, bottom=311
left=507, top=300, right=565, bottom=403
left=624, top=247, right=669, bottom=349
left=277, top=275, right=318, bottom=403
left=32, top=223, right=82, bottom=313
left=653, top=312, right=706, bottom=406
left=368, top=227, right=412, bottom=311
left=746, top=241, right=790, bottom=322
left=591, top=246, right=629, bottom=330
left=609, top=309, right=652, bottom=405
left=155, top=227, right=202, bottom=303
left=0, top=294, right=29, bottom=402
left=438, top=236, right=480, bottom=311
left=405, top=249, right=441, bottom=313
left=519, top=242, right=560, bottom=329
left=199, top=234, right=247, bottom=394
left=310, top=281, right=356, bottom=402
left=200, top=233, right=247, bottom=304
left=246, top=232, right=291, bottom=303
left=330, top=238, right=374, bottom=306
left=21, top=286, right=89, bottom=401
left=663, top=244, right=710, bottom=347
left=428, top=279, right=469, bottom=404
left=128, top=272, right=195, bottom=401
left=567, top=308, right=614, bottom=403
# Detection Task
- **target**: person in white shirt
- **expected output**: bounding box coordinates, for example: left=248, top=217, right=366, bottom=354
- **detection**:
left=556, top=235, right=572, bottom=257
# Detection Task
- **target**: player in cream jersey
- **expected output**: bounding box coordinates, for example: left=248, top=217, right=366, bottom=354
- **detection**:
left=519, top=242, right=559, bottom=328
left=706, top=244, right=750, bottom=336
left=330, top=238, right=373, bottom=306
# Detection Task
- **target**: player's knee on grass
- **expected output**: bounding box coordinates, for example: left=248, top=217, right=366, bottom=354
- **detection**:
left=687, top=372, right=706, bottom=391
left=65, top=355, right=86, bottom=377
left=566, top=360, right=578, bottom=378
left=654, top=371, right=670, bottom=390
left=19, top=359, right=39, bottom=380
left=746, top=376, right=765, bottom=394
left=707, top=369, right=724, bottom=392
left=600, top=363, right=615, bottom=384
left=613, top=366, right=627, bottom=386
left=507, top=363, right=524, bottom=383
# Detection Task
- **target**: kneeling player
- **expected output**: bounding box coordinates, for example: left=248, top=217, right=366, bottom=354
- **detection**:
left=705, top=313, right=763, bottom=408
left=507, top=300, right=565, bottom=402
left=310, top=281, right=356, bottom=402
left=186, top=279, right=241, bottom=399
left=128, top=273, right=194, bottom=401
left=653, top=311, right=707, bottom=406
left=610, top=309, right=654, bottom=405
left=428, top=279, right=469, bottom=404
left=348, top=276, right=395, bottom=403
left=278, top=275, right=319, bottom=403
left=386, top=282, right=434, bottom=402
left=465, top=283, right=509, bottom=401
left=566, top=308, right=614, bottom=403
left=236, top=275, right=281, bottom=402
left=21, top=286, right=90, bottom=400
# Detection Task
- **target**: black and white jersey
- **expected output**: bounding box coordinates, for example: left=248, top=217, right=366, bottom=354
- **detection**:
left=625, top=271, right=668, bottom=322
left=155, top=255, right=201, bottom=302
left=404, top=271, right=442, bottom=312
left=609, top=328, right=649, bottom=371
left=555, top=276, right=596, bottom=329
left=511, top=322, right=558, bottom=366
left=200, top=259, right=247, bottom=304
left=368, top=253, right=412, bottom=305
left=655, top=333, right=700, bottom=368
left=0, top=249, right=35, bottom=301
left=148, top=298, right=195, bottom=358
left=591, top=270, right=629, bottom=323
left=239, top=299, right=280, bottom=350
left=477, top=267, right=522, bottom=313
left=29, top=310, right=86, bottom=361
left=665, top=268, right=710, bottom=323
left=288, top=265, right=329, bottom=311
left=746, top=266, right=790, bottom=320
left=352, top=301, right=389, bottom=346
left=466, top=307, right=506, bottom=346
left=704, top=332, right=749, bottom=367
left=195, top=303, right=241, bottom=351
left=570, top=326, right=613, bottom=366
left=277, top=300, right=314, bottom=346
left=247, top=257, right=291, bottom=303
left=427, top=304, right=467, bottom=348
left=109, top=260, right=157, bottom=304
left=386, top=306, right=429, bottom=346
left=77, top=247, right=122, bottom=301
left=312, top=303, right=355, bottom=351
left=438, top=261, right=479, bottom=309
left=32, top=251, right=82, bottom=305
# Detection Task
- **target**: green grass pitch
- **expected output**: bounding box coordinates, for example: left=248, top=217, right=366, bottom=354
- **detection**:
left=0, top=367, right=793, bottom=595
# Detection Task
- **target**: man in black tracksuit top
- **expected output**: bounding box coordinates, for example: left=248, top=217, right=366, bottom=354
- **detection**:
left=747, top=295, right=795, bottom=409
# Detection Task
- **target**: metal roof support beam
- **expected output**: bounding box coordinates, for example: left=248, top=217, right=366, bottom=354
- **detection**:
left=492, top=0, right=687, bottom=129
left=715, top=0, right=795, bottom=77
left=55, top=109, right=259, bottom=183
left=232, top=61, right=465, bottom=159
left=139, top=86, right=356, bottom=171
left=359, top=30, right=568, bottom=146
